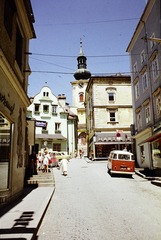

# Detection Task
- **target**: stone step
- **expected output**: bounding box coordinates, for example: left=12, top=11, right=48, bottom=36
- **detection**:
left=38, top=182, right=55, bottom=187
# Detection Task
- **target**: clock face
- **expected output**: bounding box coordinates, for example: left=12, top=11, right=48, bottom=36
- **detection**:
left=78, top=82, right=84, bottom=88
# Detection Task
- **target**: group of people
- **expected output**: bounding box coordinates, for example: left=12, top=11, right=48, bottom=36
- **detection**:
left=29, top=149, right=50, bottom=174
left=29, top=149, right=68, bottom=176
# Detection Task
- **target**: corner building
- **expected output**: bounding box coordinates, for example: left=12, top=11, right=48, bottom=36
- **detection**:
left=85, top=75, right=134, bottom=160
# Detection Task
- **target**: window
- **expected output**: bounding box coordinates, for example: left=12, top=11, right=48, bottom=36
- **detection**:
left=43, top=105, right=49, bottom=113
left=55, top=123, right=60, bottom=131
left=145, top=104, right=151, bottom=124
left=152, top=57, right=159, bottom=80
left=108, top=93, right=114, bottom=102
left=110, top=112, right=115, bottom=122
left=16, top=24, right=23, bottom=71
left=34, top=104, right=40, bottom=112
left=140, top=50, right=145, bottom=64
left=133, top=62, right=138, bottom=75
left=0, top=113, right=12, bottom=190
left=137, top=112, right=142, bottom=130
left=79, top=93, right=84, bottom=102
left=140, top=145, right=145, bottom=164
left=43, top=92, right=49, bottom=97
left=52, top=106, right=57, bottom=113
left=142, top=72, right=148, bottom=92
left=156, top=93, right=161, bottom=117
left=106, top=87, right=116, bottom=103
left=4, top=0, right=16, bottom=39
left=150, top=33, right=155, bottom=49
left=53, top=143, right=61, bottom=152
left=135, top=82, right=139, bottom=99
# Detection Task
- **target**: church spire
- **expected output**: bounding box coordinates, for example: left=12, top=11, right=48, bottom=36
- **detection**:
left=74, top=39, right=91, bottom=80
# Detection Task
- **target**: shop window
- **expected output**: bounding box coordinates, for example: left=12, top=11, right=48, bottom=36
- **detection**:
left=140, top=145, right=145, bottom=164
left=0, top=113, right=12, bottom=190
left=151, top=140, right=161, bottom=168
left=53, top=143, right=61, bottom=152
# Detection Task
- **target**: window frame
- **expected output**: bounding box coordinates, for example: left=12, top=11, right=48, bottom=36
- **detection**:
left=152, top=56, right=159, bottom=81
left=142, top=72, right=148, bottom=92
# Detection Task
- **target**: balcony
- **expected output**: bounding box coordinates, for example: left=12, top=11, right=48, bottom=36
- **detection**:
left=42, top=129, right=48, bottom=134
left=55, top=130, right=61, bottom=134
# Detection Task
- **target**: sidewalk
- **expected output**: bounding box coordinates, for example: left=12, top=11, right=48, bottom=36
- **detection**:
left=135, top=168, right=161, bottom=187
left=0, top=173, right=55, bottom=240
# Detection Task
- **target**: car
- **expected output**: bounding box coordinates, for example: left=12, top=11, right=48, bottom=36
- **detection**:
left=49, top=151, right=71, bottom=163
left=48, top=153, right=59, bottom=168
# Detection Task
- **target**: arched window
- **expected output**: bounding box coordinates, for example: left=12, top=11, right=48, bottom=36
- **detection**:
left=79, top=93, right=84, bottom=102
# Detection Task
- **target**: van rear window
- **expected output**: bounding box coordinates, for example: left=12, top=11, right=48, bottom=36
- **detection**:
left=118, top=154, right=130, bottom=160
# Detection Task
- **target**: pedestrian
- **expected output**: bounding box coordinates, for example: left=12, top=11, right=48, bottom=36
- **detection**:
left=60, top=158, right=68, bottom=176
left=43, top=150, right=50, bottom=173
left=30, top=159, right=35, bottom=174
left=37, top=151, right=42, bottom=171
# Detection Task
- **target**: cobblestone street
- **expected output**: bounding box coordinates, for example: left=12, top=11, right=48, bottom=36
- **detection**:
left=36, top=158, right=161, bottom=240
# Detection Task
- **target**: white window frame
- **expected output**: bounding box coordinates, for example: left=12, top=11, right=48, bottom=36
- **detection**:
left=142, top=72, right=148, bottom=92
left=52, top=106, right=57, bottom=113
left=152, top=56, right=159, bottom=81
left=55, top=123, right=61, bottom=131
left=106, top=88, right=116, bottom=103
left=107, top=109, right=118, bottom=123
left=156, top=93, right=161, bottom=118
left=145, top=103, right=151, bottom=124
left=150, top=32, right=156, bottom=49
left=140, top=50, right=145, bottom=64
left=133, top=62, right=138, bottom=75
left=137, top=111, right=142, bottom=131
left=135, top=81, right=139, bottom=100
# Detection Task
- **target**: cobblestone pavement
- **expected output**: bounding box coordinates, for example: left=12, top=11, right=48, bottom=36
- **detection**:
left=36, top=158, right=161, bottom=240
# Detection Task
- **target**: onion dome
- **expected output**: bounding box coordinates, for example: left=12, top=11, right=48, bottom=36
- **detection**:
left=74, top=40, right=91, bottom=80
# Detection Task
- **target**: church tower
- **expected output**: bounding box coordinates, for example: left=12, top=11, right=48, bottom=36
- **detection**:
left=71, top=40, right=91, bottom=156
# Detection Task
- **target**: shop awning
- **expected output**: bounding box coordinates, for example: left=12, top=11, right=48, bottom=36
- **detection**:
left=36, top=134, right=67, bottom=140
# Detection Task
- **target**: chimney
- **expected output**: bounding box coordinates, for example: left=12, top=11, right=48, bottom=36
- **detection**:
left=58, top=94, right=66, bottom=107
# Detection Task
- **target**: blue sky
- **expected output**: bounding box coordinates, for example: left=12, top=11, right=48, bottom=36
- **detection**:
left=28, top=0, right=147, bottom=105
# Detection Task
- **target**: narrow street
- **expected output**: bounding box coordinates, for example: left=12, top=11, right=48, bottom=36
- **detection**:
left=36, top=158, right=161, bottom=240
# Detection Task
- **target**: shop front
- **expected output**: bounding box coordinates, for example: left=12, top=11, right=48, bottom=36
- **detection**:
left=89, top=132, right=133, bottom=160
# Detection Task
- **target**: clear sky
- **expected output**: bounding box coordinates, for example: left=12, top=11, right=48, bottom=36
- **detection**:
left=28, top=0, right=147, bottom=105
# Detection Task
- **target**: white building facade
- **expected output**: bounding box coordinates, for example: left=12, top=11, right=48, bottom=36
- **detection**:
left=27, top=86, right=78, bottom=157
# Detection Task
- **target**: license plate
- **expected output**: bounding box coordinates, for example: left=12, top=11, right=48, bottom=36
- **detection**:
left=120, top=167, right=127, bottom=170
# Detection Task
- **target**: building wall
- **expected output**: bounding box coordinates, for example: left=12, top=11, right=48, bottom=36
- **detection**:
left=0, top=0, right=35, bottom=208
left=127, top=0, right=161, bottom=170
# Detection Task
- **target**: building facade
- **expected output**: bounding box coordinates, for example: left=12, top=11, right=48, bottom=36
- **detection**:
left=85, top=75, right=133, bottom=160
left=71, top=40, right=91, bottom=156
left=27, top=86, right=78, bottom=157
left=0, top=0, right=35, bottom=208
left=127, top=0, right=161, bottom=172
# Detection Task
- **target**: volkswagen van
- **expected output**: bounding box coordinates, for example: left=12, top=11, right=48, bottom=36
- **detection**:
left=107, top=150, right=135, bottom=176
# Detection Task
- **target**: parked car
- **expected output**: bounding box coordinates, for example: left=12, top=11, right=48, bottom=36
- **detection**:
left=49, top=151, right=70, bottom=163
left=107, top=150, right=135, bottom=176
left=48, top=152, right=59, bottom=168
